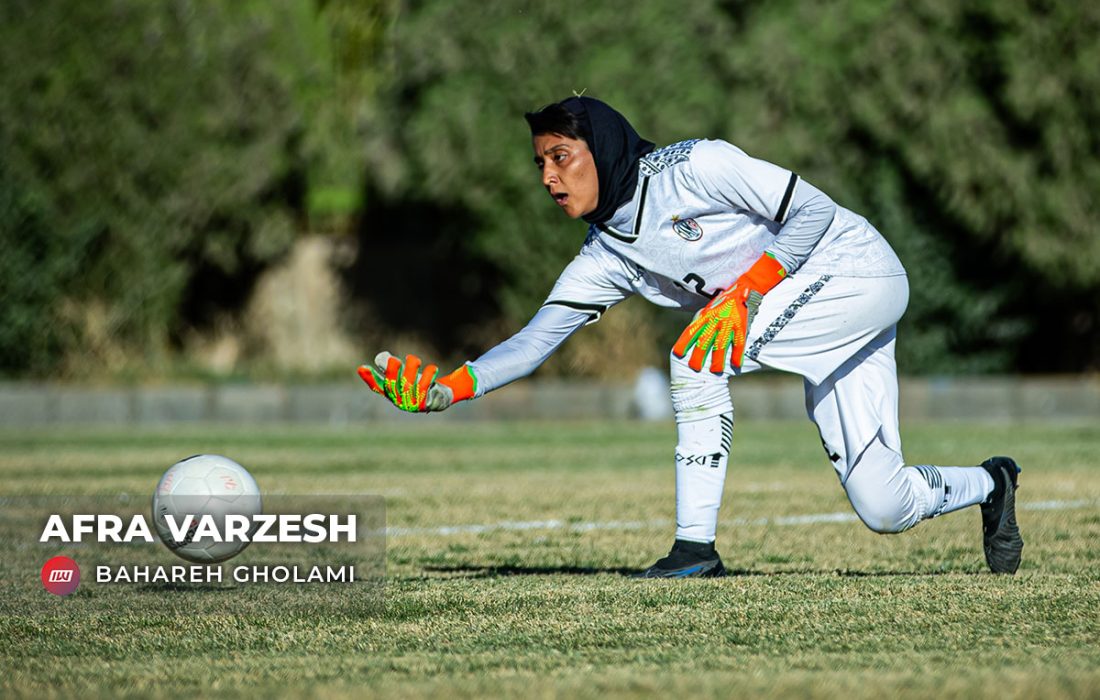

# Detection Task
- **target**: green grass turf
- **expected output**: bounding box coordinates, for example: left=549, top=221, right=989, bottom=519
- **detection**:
left=1, top=419, right=1099, bottom=698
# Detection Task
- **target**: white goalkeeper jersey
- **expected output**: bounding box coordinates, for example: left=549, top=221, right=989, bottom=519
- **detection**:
left=467, top=138, right=905, bottom=396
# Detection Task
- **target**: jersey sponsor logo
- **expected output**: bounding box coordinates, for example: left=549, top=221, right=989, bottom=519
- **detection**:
left=672, top=217, right=703, bottom=241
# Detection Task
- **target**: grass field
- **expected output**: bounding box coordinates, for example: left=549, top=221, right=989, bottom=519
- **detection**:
left=2, top=419, right=1099, bottom=698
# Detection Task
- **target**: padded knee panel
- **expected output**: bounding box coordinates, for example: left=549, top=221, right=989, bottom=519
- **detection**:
left=669, top=351, right=733, bottom=420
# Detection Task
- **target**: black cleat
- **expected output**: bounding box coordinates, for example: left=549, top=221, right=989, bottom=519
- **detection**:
left=633, top=539, right=727, bottom=579
left=980, top=456, right=1024, bottom=574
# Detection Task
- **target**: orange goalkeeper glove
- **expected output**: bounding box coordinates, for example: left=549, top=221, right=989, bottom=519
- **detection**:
left=357, top=352, right=477, bottom=413
left=672, top=253, right=787, bottom=374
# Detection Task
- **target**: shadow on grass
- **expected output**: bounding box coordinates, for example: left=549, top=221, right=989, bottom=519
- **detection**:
left=831, top=568, right=985, bottom=577
left=423, top=564, right=639, bottom=577
left=423, top=564, right=986, bottom=578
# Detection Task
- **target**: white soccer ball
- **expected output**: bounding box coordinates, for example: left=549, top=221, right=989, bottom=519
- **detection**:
left=151, top=454, right=262, bottom=563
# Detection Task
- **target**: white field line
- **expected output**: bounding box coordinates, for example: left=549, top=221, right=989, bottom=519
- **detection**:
left=385, top=498, right=1096, bottom=538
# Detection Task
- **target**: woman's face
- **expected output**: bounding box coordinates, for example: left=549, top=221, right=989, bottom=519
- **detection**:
left=532, top=133, right=598, bottom=219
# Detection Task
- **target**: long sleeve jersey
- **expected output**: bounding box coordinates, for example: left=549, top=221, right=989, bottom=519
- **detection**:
left=467, top=139, right=905, bottom=396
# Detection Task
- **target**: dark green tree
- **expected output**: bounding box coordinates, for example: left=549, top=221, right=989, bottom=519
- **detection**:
left=716, top=0, right=1100, bottom=371
left=0, top=0, right=340, bottom=374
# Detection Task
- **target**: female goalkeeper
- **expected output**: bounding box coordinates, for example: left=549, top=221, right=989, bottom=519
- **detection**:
left=359, top=96, right=1023, bottom=578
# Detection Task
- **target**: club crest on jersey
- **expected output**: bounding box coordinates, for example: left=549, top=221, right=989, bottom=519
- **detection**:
left=672, top=217, right=703, bottom=241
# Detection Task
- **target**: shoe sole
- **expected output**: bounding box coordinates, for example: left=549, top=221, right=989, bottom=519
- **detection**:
left=632, top=559, right=727, bottom=579
left=984, top=459, right=1023, bottom=574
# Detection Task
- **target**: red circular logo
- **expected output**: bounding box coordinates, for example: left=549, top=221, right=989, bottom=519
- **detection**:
left=41, top=556, right=80, bottom=596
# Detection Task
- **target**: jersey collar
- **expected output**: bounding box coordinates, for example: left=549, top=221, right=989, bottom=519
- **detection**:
left=597, top=176, right=650, bottom=243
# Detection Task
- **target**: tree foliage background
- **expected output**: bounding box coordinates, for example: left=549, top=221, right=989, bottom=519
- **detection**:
left=1, top=0, right=1097, bottom=378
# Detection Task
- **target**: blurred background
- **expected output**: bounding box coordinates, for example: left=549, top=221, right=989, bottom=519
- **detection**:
left=2, top=0, right=1098, bottom=392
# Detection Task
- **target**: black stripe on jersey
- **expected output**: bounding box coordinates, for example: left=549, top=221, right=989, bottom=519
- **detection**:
left=632, top=176, right=650, bottom=238
left=597, top=223, right=635, bottom=243
left=542, top=300, right=607, bottom=325
left=775, top=172, right=799, bottom=224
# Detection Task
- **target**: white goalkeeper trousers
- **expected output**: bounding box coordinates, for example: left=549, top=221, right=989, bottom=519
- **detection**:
left=669, top=273, right=993, bottom=543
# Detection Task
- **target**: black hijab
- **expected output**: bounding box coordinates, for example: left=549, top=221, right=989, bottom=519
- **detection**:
left=558, top=97, right=655, bottom=225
